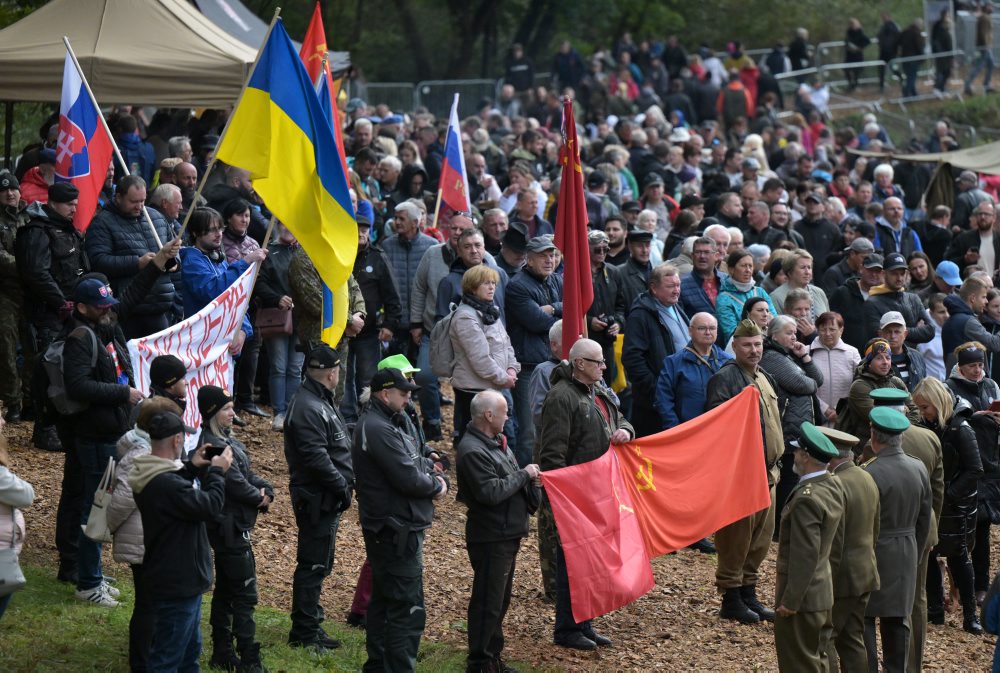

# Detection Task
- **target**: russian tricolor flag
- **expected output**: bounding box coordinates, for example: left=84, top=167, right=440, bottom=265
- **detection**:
left=56, top=52, right=113, bottom=233
left=439, top=94, right=471, bottom=214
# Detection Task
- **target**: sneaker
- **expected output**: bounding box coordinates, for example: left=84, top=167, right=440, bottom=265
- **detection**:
left=272, top=413, right=285, bottom=432
left=75, top=585, right=119, bottom=607
left=101, top=581, right=120, bottom=599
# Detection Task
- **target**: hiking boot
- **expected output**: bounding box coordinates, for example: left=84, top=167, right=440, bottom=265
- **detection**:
left=75, top=585, right=119, bottom=607
left=271, top=413, right=285, bottom=432
left=5, top=404, right=21, bottom=423
left=554, top=633, right=596, bottom=650
left=32, top=424, right=62, bottom=452
left=719, top=587, right=759, bottom=624
left=318, top=630, right=341, bottom=649
left=237, top=642, right=268, bottom=673
left=423, top=421, right=443, bottom=441
left=740, top=584, right=775, bottom=622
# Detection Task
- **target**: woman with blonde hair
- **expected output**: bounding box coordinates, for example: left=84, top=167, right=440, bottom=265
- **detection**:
left=912, top=375, right=984, bottom=633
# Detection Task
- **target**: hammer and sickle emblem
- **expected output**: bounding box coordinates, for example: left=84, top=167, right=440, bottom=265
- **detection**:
left=636, top=457, right=656, bottom=491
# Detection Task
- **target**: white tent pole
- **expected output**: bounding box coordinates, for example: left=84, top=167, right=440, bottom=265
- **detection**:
left=62, top=35, right=163, bottom=248
left=177, top=7, right=282, bottom=241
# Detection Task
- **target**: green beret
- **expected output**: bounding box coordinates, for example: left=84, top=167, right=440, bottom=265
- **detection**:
left=869, top=387, right=910, bottom=406
left=816, top=426, right=859, bottom=452
left=870, top=407, right=910, bottom=435
left=798, top=422, right=839, bottom=462
left=732, top=319, right=763, bottom=338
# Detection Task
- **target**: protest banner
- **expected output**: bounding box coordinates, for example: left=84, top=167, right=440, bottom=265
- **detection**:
left=128, top=264, right=257, bottom=449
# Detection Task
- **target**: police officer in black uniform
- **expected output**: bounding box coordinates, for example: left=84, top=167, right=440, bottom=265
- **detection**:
left=352, top=367, right=448, bottom=673
left=283, top=344, right=354, bottom=651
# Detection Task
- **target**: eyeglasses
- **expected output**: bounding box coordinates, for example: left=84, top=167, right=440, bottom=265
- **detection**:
left=591, top=246, right=609, bottom=253
left=694, top=326, right=718, bottom=333
left=580, top=357, right=606, bottom=366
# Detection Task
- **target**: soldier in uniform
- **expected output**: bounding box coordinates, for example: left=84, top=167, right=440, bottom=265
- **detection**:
left=774, top=422, right=846, bottom=672
left=869, top=387, right=944, bottom=673
left=352, top=367, right=448, bottom=672
left=819, top=427, right=881, bottom=673
left=863, top=407, right=933, bottom=673
left=288, top=245, right=366, bottom=405
left=283, top=345, right=354, bottom=652
left=0, top=171, right=26, bottom=422
left=705, top=319, right=784, bottom=624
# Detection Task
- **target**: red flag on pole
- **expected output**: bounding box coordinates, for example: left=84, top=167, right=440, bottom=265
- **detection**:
left=299, top=2, right=348, bottom=177
left=554, top=98, right=593, bottom=359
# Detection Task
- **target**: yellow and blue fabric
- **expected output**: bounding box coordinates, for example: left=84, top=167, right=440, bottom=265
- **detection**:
left=216, top=19, right=356, bottom=347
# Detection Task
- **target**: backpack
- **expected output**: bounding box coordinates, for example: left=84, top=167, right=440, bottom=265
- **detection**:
left=428, top=305, right=458, bottom=377
left=42, top=326, right=99, bottom=416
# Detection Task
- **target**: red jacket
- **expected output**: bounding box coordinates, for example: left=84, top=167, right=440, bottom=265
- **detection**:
left=19, top=166, right=49, bottom=205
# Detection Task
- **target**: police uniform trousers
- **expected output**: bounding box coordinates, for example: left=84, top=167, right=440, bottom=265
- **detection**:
left=362, top=526, right=426, bottom=673
left=466, top=538, right=520, bottom=670
left=864, top=616, right=910, bottom=673
left=209, top=535, right=259, bottom=652
left=775, top=608, right=833, bottom=672
left=289, top=508, right=342, bottom=645
left=715, top=483, right=776, bottom=589
left=828, top=592, right=870, bottom=673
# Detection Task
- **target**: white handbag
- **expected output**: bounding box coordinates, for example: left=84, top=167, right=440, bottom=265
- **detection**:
left=82, top=457, right=116, bottom=543
left=0, top=511, right=26, bottom=597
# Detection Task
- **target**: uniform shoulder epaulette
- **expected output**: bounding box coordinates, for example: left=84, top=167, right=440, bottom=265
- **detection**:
left=861, top=456, right=878, bottom=468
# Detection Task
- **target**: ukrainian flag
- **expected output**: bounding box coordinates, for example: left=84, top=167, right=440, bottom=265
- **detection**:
left=217, top=19, right=356, bottom=346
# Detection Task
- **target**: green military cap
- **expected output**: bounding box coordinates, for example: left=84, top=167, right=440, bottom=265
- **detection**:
left=798, top=422, right=839, bottom=462
left=378, top=353, right=420, bottom=375
left=816, top=426, right=859, bottom=452
left=732, top=319, right=763, bottom=338
left=869, top=407, right=910, bottom=434
left=869, top=387, right=910, bottom=406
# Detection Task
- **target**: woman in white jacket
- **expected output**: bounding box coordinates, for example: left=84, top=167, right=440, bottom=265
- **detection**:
left=107, top=397, right=183, bottom=672
left=0, top=408, right=34, bottom=620
left=809, top=311, right=861, bottom=426
left=449, top=265, right=520, bottom=445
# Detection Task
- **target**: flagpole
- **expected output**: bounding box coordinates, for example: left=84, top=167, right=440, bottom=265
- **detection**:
left=429, top=184, right=444, bottom=232
left=177, top=7, right=283, bottom=241
left=62, top=36, right=163, bottom=248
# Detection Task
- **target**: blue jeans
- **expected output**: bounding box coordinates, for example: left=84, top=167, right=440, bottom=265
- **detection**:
left=76, top=438, right=117, bottom=591
left=967, top=46, right=995, bottom=89
left=266, top=334, right=304, bottom=415
left=414, top=335, right=440, bottom=426
left=148, top=596, right=202, bottom=672
left=341, top=334, right=382, bottom=423
left=510, top=366, right=536, bottom=468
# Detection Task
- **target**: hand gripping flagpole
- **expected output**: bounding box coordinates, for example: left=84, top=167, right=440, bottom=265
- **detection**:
left=176, top=7, right=283, bottom=241
left=62, top=36, right=164, bottom=249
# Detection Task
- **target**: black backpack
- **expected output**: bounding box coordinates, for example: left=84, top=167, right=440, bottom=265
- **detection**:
left=41, top=326, right=99, bottom=416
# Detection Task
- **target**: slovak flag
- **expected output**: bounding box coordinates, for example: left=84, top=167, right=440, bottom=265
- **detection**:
left=439, top=94, right=471, bottom=214
left=56, top=52, right=113, bottom=233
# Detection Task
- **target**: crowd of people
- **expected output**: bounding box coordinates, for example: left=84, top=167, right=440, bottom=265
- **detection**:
left=2, top=19, right=1000, bottom=672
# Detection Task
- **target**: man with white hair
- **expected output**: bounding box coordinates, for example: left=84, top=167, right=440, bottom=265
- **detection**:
left=350, top=118, right=373, bottom=156
left=872, top=163, right=904, bottom=204
left=680, top=235, right=726, bottom=318
left=539, top=338, right=633, bottom=650
left=727, top=227, right=744, bottom=255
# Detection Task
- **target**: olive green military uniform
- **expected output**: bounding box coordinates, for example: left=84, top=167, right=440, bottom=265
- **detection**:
left=828, top=460, right=881, bottom=672
left=0, top=200, right=26, bottom=414
left=774, top=470, right=846, bottom=672
left=706, top=363, right=783, bottom=591
left=288, top=246, right=365, bottom=404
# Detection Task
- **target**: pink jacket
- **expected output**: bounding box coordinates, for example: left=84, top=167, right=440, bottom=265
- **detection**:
left=0, top=465, right=35, bottom=555
left=810, top=338, right=861, bottom=417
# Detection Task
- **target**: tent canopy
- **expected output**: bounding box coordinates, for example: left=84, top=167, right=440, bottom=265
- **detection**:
left=0, top=0, right=257, bottom=107
left=850, top=140, right=1000, bottom=175
left=194, top=0, right=350, bottom=73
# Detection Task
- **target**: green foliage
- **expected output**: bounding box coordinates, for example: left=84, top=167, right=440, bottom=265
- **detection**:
left=0, top=562, right=498, bottom=672
left=0, top=101, right=56, bottom=168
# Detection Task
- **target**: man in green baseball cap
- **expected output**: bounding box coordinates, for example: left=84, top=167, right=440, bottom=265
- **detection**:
left=378, top=353, right=420, bottom=375
left=774, top=422, right=847, bottom=671
left=862, top=407, right=933, bottom=673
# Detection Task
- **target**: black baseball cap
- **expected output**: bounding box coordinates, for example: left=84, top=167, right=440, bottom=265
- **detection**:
left=146, top=411, right=195, bottom=440
left=307, top=344, right=342, bottom=369
left=883, top=252, right=907, bottom=271
left=371, top=367, right=420, bottom=392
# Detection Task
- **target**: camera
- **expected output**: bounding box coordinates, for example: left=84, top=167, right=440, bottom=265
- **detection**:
left=599, top=314, right=618, bottom=327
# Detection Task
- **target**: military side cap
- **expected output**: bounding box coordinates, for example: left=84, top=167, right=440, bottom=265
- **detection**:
left=870, top=387, right=910, bottom=406
left=870, top=407, right=910, bottom=434
left=732, top=318, right=763, bottom=338
left=799, top=422, right=839, bottom=462
left=378, top=353, right=420, bottom=375
left=816, top=426, right=859, bottom=452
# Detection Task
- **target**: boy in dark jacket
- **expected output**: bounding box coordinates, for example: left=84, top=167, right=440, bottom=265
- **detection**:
left=195, top=385, right=274, bottom=672
left=132, top=411, right=232, bottom=673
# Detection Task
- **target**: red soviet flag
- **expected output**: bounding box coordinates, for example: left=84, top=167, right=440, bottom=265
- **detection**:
left=553, top=97, right=593, bottom=359
left=298, top=2, right=349, bottom=178
left=616, top=386, right=772, bottom=556
left=541, top=449, right=655, bottom=624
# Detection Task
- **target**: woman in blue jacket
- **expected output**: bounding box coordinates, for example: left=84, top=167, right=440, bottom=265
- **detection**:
left=716, top=248, right=777, bottom=345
